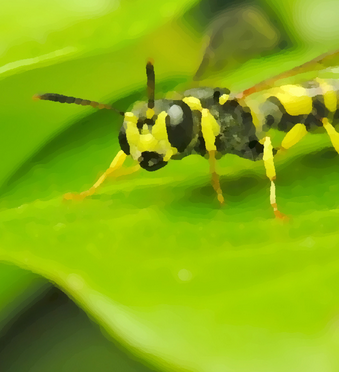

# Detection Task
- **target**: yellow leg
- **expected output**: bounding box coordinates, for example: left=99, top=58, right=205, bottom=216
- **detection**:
left=64, top=151, right=139, bottom=200
left=263, top=137, right=286, bottom=219
left=279, top=123, right=307, bottom=151
left=208, top=150, right=224, bottom=205
left=323, top=118, right=339, bottom=154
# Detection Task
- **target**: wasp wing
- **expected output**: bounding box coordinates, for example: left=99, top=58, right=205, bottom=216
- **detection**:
left=193, top=5, right=286, bottom=82
left=237, top=48, right=339, bottom=99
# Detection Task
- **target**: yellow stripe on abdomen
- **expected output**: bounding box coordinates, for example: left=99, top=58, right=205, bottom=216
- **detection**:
left=315, top=78, right=337, bottom=113
left=267, top=85, right=312, bottom=116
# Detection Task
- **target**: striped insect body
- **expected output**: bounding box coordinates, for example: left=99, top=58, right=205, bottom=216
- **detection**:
left=35, top=49, right=339, bottom=218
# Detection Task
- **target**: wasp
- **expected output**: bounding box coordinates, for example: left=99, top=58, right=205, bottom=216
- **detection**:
left=34, top=49, right=339, bottom=219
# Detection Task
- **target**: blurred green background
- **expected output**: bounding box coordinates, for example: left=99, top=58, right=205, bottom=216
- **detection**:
left=1, top=0, right=339, bottom=371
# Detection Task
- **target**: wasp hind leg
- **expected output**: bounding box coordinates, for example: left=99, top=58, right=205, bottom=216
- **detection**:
left=264, top=123, right=307, bottom=218
left=64, top=150, right=140, bottom=200
left=278, top=123, right=308, bottom=152
left=263, top=137, right=287, bottom=219
left=322, top=117, right=339, bottom=154
left=208, top=150, right=225, bottom=205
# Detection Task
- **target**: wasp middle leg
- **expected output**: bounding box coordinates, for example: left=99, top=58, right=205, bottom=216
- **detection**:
left=208, top=150, right=225, bottom=205
left=263, top=136, right=287, bottom=219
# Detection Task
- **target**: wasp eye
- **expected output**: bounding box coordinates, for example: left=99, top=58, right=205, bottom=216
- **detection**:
left=139, top=151, right=167, bottom=171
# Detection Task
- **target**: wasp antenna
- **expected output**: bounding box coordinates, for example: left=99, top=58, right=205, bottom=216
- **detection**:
left=146, top=60, right=155, bottom=109
left=33, top=93, right=125, bottom=116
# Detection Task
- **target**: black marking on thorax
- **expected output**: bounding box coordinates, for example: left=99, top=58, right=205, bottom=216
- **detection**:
left=183, top=87, right=264, bottom=161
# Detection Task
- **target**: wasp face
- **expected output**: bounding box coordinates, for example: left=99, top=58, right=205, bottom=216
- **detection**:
left=119, top=98, right=195, bottom=170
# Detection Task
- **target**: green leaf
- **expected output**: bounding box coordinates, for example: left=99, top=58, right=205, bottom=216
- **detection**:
left=0, top=0, right=199, bottom=79
left=0, top=263, right=50, bottom=333
left=2, top=94, right=339, bottom=371
left=2, top=1, right=339, bottom=371
left=1, top=285, right=156, bottom=372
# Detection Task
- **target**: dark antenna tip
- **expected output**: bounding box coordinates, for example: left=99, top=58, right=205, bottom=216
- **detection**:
left=33, top=92, right=125, bottom=117
left=146, top=60, right=155, bottom=110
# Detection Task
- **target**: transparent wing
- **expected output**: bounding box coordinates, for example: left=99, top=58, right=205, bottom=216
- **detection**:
left=237, top=48, right=339, bottom=99
left=193, top=4, right=287, bottom=82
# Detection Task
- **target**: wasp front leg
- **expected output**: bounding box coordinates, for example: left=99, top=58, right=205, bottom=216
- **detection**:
left=64, top=150, right=140, bottom=200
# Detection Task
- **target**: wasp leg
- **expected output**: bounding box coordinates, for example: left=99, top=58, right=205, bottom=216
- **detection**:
left=208, top=150, right=224, bottom=205
left=278, top=123, right=307, bottom=152
left=263, top=137, right=286, bottom=219
left=64, top=150, right=140, bottom=200
left=322, top=118, right=339, bottom=153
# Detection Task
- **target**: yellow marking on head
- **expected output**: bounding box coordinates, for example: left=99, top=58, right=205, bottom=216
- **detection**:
left=281, top=123, right=307, bottom=150
left=182, top=96, right=203, bottom=111
left=146, top=108, right=155, bottom=119
left=323, top=118, right=339, bottom=154
left=151, top=111, right=177, bottom=161
left=315, top=78, right=337, bottom=113
left=263, top=137, right=276, bottom=180
left=124, top=112, right=141, bottom=160
left=201, top=109, right=220, bottom=152
left=124, top=111, right=175, bottom=161
left=139, top=133, right=158, bottom=152
left=142, top=123, right=150, bottom=135
left=270, top=85, right=312, bottom=116
left=152, top=111, right=169, bottom=141
left=125, top=112, right=139, bottom=147
left=219, top=94, right=229, bottom=105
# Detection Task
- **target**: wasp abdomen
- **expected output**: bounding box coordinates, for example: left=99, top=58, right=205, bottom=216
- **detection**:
left=260, top=79, right=339, bottom=133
